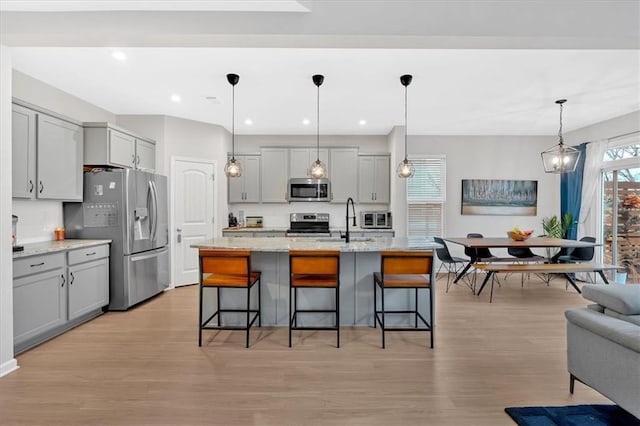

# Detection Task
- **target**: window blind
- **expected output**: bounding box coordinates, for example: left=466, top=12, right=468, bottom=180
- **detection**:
left=407, top=157, right=446, bottom=238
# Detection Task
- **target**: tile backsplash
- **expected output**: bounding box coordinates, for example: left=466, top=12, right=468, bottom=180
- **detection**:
left=12, top=199, right=64, bottom=244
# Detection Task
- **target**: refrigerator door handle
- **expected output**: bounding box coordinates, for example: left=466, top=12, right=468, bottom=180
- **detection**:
left=149, top=180, right=159, bottom=243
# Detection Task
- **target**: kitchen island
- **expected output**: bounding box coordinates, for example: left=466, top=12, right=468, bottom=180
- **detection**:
left=191, top=237, right=440, bottom=327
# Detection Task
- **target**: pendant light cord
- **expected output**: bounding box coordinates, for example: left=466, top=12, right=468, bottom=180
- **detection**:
left=404, top=83, right=408, bottom=161
left=558, top=102, right=564, bottom=146
left=231, top=83, right=236, bottom=160
left=316, top=83, right=320, bottom=161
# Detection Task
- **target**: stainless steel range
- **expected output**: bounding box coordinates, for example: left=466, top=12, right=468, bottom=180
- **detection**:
left=286, top=213, right=330, bottom=237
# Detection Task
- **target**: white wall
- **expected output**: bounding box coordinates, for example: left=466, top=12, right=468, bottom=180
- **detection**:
left=1, top=46, right=18, bottom=377
left=12, top=71, right=116, bottom=243
left=400, top=134, right=559, bottom=258
left=564, top=110, right=640, bottom=145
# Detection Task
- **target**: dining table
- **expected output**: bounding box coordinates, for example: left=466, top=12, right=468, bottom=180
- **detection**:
left=443, top=237, right=602, bottom=286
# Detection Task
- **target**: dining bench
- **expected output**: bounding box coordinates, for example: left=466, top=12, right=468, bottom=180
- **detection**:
left=473, top=263, right=621, bottom=302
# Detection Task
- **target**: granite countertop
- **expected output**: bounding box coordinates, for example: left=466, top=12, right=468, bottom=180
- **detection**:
left=13, top=239, right=112, bottom=258
left=192, top=237, right=438, bottom=253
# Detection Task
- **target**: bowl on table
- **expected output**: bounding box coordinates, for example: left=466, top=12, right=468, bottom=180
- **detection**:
left=507, top=231, right=533, bottom=241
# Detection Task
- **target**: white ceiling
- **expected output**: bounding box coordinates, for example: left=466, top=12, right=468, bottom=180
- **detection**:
left=3, top=1, right=640, bottom=136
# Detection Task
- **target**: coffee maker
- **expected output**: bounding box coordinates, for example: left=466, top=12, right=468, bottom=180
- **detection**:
left=12, top=215, right=24, bottom=252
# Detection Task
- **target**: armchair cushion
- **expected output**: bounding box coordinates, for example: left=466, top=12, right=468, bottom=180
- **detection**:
left=582, top=284, right=640, bottom=315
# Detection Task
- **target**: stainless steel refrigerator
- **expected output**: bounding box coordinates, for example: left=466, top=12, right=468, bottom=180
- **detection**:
left=64, top=169, right=170, bottom=310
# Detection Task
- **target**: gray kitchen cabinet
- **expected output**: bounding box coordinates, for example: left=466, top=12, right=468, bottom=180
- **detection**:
left=329, top=148, right=359, bottom=203
left=222, top=230, right=287, bottom=237
left=11, top=104, right=37, bottom=199
left=289, top=147, right=329, bottom=178
left=84, top=123, right=156, bottom=172
left=11, top=102, right=83, bottom=201
left=358, top=155, right=390, bottom=204
left=261, top=148, right=289, bottom=202
left=228, top=154, right=261, bottom=203
left=13, top=244, right=110, bottom=354
left=37, top=113, right=84, bottom=200
left=67, top=245, right=110, bottom=321
left=13, top=252, right=67, bottom=351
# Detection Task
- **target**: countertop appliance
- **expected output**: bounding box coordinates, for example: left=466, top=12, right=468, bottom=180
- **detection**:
left=286, top=213, right=330, bottom=237
left=287, top=178, right=331, bottom=202
left=361, top=211, right=392, bottom=229
left=64, top=169, right=170, bottom=311
left=12, top=215, right=24, bottom=252
left=245, top=216, right=263, bottom=228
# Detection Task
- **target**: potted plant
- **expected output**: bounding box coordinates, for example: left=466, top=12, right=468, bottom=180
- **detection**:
left=541, top=212, right=574, bottom=261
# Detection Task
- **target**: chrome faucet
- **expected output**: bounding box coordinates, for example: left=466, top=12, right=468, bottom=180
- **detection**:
left=342, top=197, right=357, bottom=243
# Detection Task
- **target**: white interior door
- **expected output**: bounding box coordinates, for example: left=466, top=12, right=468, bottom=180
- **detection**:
left=172, top=158, right=215, bottom=286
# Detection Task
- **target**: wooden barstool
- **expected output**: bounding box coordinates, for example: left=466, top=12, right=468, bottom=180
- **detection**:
left=373, top=250, right=435, bottom=349
left=289, top=250, right=341, bottom=348
left=198, top=249, right=261, bottom=348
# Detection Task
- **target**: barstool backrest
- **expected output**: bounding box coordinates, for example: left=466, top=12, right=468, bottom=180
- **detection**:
left=380, top=251, right=433, bottom=275
left=289, top=250, right=339, bottom=275
left=200, top=249, right=251, bottom=276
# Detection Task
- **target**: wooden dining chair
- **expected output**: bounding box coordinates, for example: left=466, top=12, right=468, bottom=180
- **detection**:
left=373, top=251, right=435, bottom=349
left=289, top=250, right=341, bottom=348
left=198, top=249, right=261, bottom=348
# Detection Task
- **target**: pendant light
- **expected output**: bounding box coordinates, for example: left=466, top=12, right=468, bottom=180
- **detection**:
left=224, top=73, right=242, bottom=178
left=309, top=74, right=327, bottom=179
left=541, top=99, right=581, bottom=173
left=396, top=74, right=415, bottom=178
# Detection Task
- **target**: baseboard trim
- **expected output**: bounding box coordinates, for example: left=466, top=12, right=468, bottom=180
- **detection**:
left=0, top=358, right=19, bottom=378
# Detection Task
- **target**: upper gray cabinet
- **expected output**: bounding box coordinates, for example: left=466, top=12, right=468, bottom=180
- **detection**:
left=12, top=104, right=37, bottom=198
left=358, top=155, right=390, bottom=204
left=84, top=123, right=156, bottom=172
left=329, top=148, right=359, bottom=203
left=228, top=154, right=261, bottom=203
left=261, top=148, right=289, bottom=203
left=289, top=147, right=329, bottom=178
left=12, top=102, right=83, bottom=201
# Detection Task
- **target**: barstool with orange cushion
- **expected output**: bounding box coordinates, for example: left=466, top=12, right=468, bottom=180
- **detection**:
left=198, top=249, right=261, bottom=348
left=289, top=250, right=341, bottom=348
left=373, top=250, right=435, bottom=349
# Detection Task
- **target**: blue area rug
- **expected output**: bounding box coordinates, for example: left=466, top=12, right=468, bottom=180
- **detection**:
left=505, top=404, right=640, bottom=426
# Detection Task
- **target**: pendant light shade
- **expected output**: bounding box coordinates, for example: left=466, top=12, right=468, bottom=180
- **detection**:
left=541, top=99, right=581, bottom=174
left=309, top=74, right=327, bottom=179
left=397, top=74, right=415, bottom=178
left=224, top=73, right=242, bottom=178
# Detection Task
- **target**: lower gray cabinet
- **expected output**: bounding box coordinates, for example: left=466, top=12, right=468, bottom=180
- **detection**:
left=13, top=244, right=110, bottom=354
left=13, top=266, right=67, bottom=349
left=68, top=258, right=109, bottom=321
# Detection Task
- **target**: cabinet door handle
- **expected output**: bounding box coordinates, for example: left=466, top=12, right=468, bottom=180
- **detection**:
left=70, top=272, right=75, bottom=285
left=39, top=181, right=44, bottom=193
left=136, top=155, right=140, bottom=165
left=29, top=180, right=34, bottom=193
left=86, top=252, right=96, bottom=257
left=30, top=262, right=45, bottom=268
left=132, top=154, right=136, bottom=164
left=61, top=274, right=65, bottom=287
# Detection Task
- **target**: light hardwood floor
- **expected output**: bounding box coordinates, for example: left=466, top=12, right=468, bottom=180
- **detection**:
left=0, top=275, right=610, bottom=425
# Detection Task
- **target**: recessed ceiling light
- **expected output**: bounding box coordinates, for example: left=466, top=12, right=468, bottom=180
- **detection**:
left=245, top=118, right=253, bottom=125
left=302, top=118, right=310, bottom=125
left=170, top=94, right=181, bottom=102
left=359, top=119, right=367, bottom=126
left=111, top=51, right=127, bottom=61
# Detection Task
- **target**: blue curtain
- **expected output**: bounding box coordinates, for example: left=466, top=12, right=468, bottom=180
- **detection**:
left=561, top=143, right=587, bottom=240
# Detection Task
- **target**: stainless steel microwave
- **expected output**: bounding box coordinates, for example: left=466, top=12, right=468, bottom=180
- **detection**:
left=360, top=211, right=392, bottom=229
left=287, top=178, right=331, bottom=202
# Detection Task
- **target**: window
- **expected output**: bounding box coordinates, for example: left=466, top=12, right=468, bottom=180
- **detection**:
left=407, top=156, right=446, bottom=238
left=601, top=131, right=639, bottom=284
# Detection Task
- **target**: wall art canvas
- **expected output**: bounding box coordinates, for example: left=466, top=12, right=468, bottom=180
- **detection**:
left=461, top=179, right=538, bottom=216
